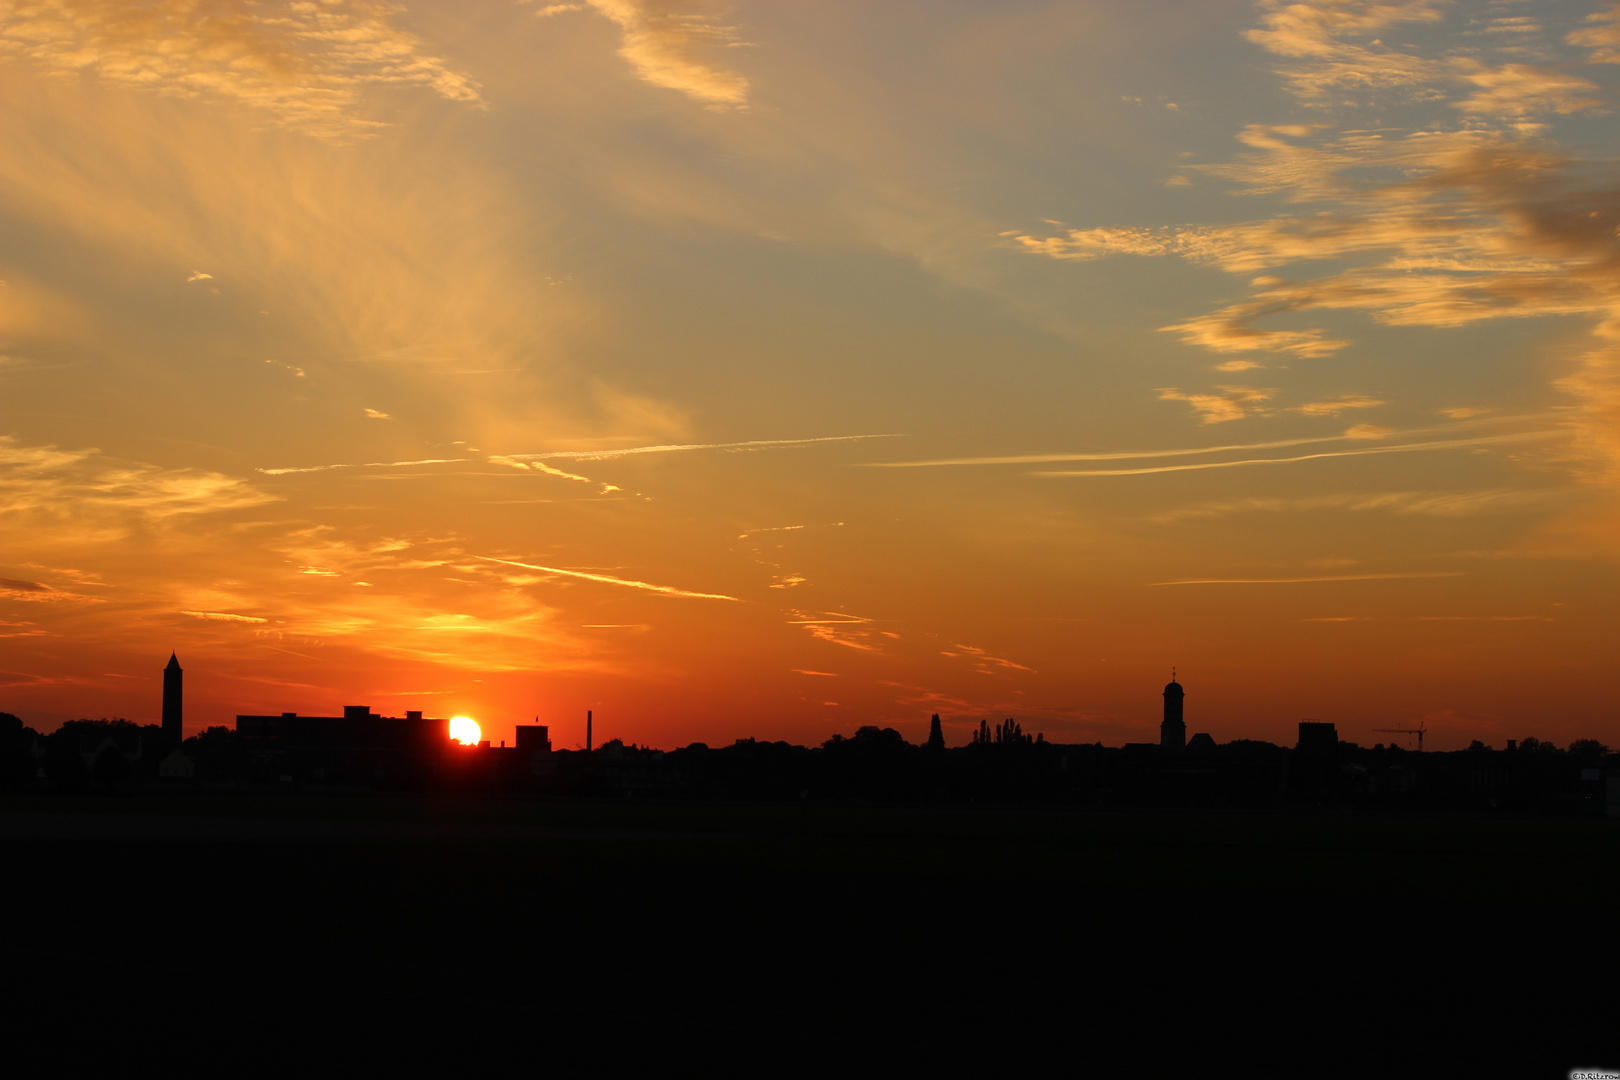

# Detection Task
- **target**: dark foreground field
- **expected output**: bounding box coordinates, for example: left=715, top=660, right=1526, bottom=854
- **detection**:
left=3, top=796, right=1616, bottom=1073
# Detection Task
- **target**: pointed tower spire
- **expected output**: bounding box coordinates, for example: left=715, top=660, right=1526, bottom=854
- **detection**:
left=162, top=653, right=183, bottom=744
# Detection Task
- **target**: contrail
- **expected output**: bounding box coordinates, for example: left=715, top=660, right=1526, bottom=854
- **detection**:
left=477, top=556, right=739, bottom=601
left=1033, top=431, right=1560, bottom=477
left=181, top=611, right=269, bottom=623
left=508, top=434, right=903, bottom=463
left=1149, top=572, right=1464, bottom=586
left=861, top=413, right=1559, bottom=468
left=258, top=458, right=466, bottom=476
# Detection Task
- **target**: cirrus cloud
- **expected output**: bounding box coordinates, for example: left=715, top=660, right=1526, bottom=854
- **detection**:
left=0, top=0, right=483, bottom=140
left=1014, top=0, right=1620, bottom=486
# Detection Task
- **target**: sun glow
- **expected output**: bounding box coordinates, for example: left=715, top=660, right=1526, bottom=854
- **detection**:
left=449, top=716, right=481, bottom=745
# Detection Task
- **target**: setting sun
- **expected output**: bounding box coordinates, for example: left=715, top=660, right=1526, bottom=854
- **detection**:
left=449, top=717, right=481, bottom=746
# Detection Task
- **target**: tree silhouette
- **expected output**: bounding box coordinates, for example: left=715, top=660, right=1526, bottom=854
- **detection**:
left=969, top=719, right=1036, bottom=747
left=995, top=719, right=1029, bottom=745
left=927, top=714, right=944, bottom=752
left=91, top=742, right=128, bottom=789
left=0, top=712, right=38, bottom=789
left=1568, top=739, right=1610, bottom=762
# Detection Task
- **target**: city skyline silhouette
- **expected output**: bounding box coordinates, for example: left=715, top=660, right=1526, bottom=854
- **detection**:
left=7, top=650, right=1610, bottom=814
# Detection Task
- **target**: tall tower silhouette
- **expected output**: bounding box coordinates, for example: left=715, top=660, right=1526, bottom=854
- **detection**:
left=1160, top=670, right=1185, bottom=751
left=162, top=653, right=183, bottom=744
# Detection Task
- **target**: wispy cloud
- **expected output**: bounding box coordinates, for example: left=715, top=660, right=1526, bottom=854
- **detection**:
left=1570, top=5, right=1620, bottom=64
left=939, top=644, right=1035, bottom=675
left=1032, top=430, right=1563, bottom=477
left=1150, top=572, right=1464, bottom=586
left=506, top=434, right=901, bottom=463
left=1156, top=385, right=1276, bottom=424
left=0, top=577, right=87, bottom=602
left=1303, top=614, right=1555, bottom=622
left=181, top=611, right=269, bottom=624
left=1413, top=614, right=1554, bottom=622
left=1013, top=0, right=1620, bottom=488
left=860, top=415, right=1552, bottom=469
left=573, top=0, right=751, bottom=108
left=1152, top=487, right=1557, bottom=522
left=476, top=556, right=738, bottom=600
left=0, top=436, right=274, bottom=523
left=256, top=459, right=466, bottom=476
left=738, top=525, right=807, bottom=537
left=486, top=456, right=595, bottom=483
left=0, top=0, right=484, bottom=140
left=787, top=610, right=879, bottom=651
left=1293, top=394, right=1385, bottom=417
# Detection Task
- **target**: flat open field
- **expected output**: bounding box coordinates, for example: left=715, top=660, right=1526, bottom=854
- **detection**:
left=4, top=796, right=1616, bottom=1071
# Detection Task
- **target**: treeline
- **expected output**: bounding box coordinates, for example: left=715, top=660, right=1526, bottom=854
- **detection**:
left=0, top=714, right=242, bottom=793
left=567, top=721, right=1615, bottom=812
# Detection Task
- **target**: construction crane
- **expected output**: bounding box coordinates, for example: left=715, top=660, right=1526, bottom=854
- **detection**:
left=1372, top=724, right=1427, bottom=752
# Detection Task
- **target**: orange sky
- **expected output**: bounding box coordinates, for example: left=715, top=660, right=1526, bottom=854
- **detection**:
left=3, top=0, right=1619, bottom=750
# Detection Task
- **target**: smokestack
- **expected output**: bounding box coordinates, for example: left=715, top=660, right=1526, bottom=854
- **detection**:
left=587, top=709, right=592, bottom=753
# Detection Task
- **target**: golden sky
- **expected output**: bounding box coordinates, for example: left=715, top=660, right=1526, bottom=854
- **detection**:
left=3, top=0, right=1619, bottom=750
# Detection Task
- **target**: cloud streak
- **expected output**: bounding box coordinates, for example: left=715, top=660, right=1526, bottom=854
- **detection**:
left=1031, top=431, right=1563, bottom=477
left=861, top=415, right=1558, bottom=468
left=1151, top=487, right=1556, bottom=522
left=181, top=611, right=269, bottom=624
left=940, top=644, right=1035, bottom=675
left=0, top=577, right=86, bottom=602
left=507, top=434, right=902, bottom=463
left=256, top=459, right=466, bottom=476
left=577, top=0, right=751, bottom=107
left=1149, top=572, right=1464, bottom=586
left=787, top=610, right=880, bottom=651
left=476, top=556, right=738, bottom=600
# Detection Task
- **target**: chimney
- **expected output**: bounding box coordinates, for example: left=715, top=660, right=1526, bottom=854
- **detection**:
left=587, top=709, right=593, bottom=753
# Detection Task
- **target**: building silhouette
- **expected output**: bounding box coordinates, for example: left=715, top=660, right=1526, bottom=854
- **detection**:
left=234, top=706, right=450, bottom=783
left=515, top=722, right=553, bottom=776
left=1297, top=721, right=1337, bottom=752
left=162, top=653, right=183, bottom=743
left=1161, top=671, right=1185, bottom=751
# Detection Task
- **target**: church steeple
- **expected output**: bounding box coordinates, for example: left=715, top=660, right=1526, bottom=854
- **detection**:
left=162, top=653, right=183, bottom=744
left=1160, top=670, right=1185, bottom=751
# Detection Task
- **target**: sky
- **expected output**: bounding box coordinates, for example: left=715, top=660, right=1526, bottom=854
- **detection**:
left=3, top=0, right=1620, bottom=751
